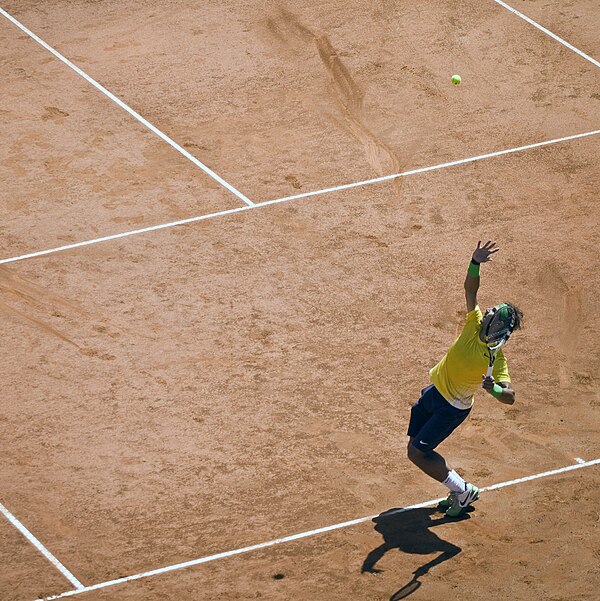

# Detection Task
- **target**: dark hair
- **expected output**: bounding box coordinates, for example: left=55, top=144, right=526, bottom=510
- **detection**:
left=505, top=303, right=524, bottom=330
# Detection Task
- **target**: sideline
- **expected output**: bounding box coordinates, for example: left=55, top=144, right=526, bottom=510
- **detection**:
left=1, top=129, right=599, bottom=266
left=0, top=501, right=84, bottom=590
left=493, top=0, right=600, bottom=68
left=33, top=458, right=600, bottom=600
left=0, top=7, right=254, bottom=206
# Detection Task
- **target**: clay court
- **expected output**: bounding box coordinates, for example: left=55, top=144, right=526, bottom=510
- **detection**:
left=1, top=1, right=599, bottom=600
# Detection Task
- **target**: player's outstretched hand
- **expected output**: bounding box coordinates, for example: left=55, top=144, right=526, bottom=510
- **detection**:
left=472, top=240, right=499, bottom=263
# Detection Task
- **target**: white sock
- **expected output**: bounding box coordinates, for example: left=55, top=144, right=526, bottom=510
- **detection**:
left=443, top=469, right=467, bottom=493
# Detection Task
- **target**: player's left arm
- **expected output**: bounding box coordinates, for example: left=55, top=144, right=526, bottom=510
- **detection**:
left=465, top=240, right=499, bottom=312
left=482, top=376, right=515, bottom=405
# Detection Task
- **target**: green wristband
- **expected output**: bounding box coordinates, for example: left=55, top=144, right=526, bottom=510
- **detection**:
left=491, top=384, right=503, bottom=398
left=467, top=260, right=480, bottom=277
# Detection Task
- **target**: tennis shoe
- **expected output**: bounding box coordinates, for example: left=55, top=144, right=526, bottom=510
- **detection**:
left=445, top=483, right=480, bottom=517
left=437, top=491, right=456, bottom=510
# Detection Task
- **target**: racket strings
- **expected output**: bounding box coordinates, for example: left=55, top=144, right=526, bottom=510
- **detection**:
left=484, top=304, right=516, bottom=347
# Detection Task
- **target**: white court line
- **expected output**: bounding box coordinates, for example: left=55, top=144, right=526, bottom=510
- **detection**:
left=1, top=128, right=599, bottom=266
left=258, top=129, right=600, bottom=204
left=0, top=7, right=254, bottom=207
left=0, top=501, right=84, bottom=590
left=35, top=458, right=600, bottom=600
left=493, top=0, right=600, bottom=68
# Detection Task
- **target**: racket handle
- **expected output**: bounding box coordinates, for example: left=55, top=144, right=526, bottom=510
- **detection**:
left=486, top=365, right=494, bottom=378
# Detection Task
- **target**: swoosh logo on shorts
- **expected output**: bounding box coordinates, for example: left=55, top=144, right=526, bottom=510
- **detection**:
left=419, top=441, right=429, bottom=445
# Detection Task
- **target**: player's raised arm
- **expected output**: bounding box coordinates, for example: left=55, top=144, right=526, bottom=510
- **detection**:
left=464, top=240, right=498, bottom=312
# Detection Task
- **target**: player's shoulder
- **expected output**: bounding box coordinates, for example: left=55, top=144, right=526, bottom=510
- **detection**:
left=465, top=305, right=483, bottom=322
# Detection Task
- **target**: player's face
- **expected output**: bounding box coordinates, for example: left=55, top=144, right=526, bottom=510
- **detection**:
left=480, top=305, right=511, bottom=345
left=479, top=307, right=495, bottom=342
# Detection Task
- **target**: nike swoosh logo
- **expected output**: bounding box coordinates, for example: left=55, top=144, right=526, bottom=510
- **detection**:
left=419, top=441, right=429, bottom=445
left=459, top=488, right=479, bottom=507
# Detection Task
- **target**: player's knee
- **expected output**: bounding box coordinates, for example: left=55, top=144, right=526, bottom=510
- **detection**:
left=407, top=441, right=425, bottom=464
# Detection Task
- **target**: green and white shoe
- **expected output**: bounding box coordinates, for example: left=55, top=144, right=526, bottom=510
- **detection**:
left=438, top=491, right=456, bottom=509
left=445, top=483, right=480, bottom=517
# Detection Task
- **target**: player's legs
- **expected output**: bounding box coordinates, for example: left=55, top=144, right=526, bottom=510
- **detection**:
left=406, top=385, right=471, bottom=482
left=406, top=385, right=479, bottom=516
left=406, top=437, right=453, bottom=481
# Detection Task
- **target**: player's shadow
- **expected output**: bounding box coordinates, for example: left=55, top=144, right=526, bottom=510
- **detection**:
left=362, top=505, right=472, bottom=600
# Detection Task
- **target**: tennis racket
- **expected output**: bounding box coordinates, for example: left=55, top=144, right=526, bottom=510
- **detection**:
left=483, top=304, right=516, bottom=378
left=485, top=338, right=508, bottom=378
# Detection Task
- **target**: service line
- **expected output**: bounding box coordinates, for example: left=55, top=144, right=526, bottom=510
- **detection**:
left=0, top=501, right=84, bottom=590
left=1, top=129, right=599, bottom=266
left=0, top=7, right=254, bottom=207
left=493, top=0, right=600, bottom=68
left=34, top=458, right=600, bottom=600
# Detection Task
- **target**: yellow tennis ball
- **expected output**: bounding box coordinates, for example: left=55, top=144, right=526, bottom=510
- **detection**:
left=451, top=74, right=462, bottom=85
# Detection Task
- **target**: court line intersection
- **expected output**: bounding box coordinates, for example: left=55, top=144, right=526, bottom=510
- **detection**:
left=0, top=6, right=254, bottom=207
left=1, top=3, right=599, bottom=599
left=1, top=129, right=598, bottom=266
left=0, top=502, right=83, bottom=590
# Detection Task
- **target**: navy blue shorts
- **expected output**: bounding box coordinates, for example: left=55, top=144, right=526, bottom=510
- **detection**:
left=407, top=384, right=471, bottom=452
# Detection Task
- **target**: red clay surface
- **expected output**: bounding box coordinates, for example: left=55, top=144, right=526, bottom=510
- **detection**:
left=1, top=1, right=599, bottom=600
left=0, top=17, right=240, bottom=258
left=509, top=0, right=600, bottom=58
left=2, top=0, right=599, bottom=207
left=0, top=520, right=69, bottom=601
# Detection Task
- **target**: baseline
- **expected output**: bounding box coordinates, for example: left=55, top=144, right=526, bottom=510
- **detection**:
left=0, top=501, right=83, bottom=590
left=493, top=0, right=600, bottom=68
left=0, top=7, right=254, bottom=207
left=35, top=458, right=600, bottom=600
left=1, top=129, right=598, bottom=266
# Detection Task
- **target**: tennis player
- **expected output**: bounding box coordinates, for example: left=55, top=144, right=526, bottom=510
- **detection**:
left=407, top=241, right=523, bottom=517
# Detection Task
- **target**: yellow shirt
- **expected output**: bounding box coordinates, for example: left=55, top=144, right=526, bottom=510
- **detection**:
left=429, top=306, right=510, bottom=409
